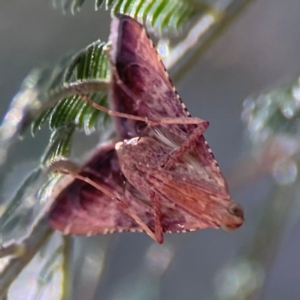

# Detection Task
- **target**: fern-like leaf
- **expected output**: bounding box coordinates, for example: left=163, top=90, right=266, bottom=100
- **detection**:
left=41, top=126, right=75, bottom=165
left=53, top=0, right=211, bottom=35
left=31, top=41, right=110, bottom=137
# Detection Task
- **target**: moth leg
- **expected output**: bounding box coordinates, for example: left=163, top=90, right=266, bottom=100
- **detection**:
left=122, top=179, right=163, bottom=243
left=51, top=162, right=162, bottom=243
left=74, top=87, right=207, bottom=130
left=50, top=160, right=119, bottom=200
left=121, top=189, right=163, bottom=244
left=111, top=68, right=210, bottom=127
left=75, top=88, right=148, bottom=124
left=161, top=120, right=209, bottom=170
left=149, top=191, right=163, bottom=244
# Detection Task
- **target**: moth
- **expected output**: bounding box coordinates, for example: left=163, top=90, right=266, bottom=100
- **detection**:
left=49, top=14, right=244, bottom=244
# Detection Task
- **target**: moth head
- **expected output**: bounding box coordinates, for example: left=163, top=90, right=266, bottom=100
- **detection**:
left=221, top=203, right=244, bottom=231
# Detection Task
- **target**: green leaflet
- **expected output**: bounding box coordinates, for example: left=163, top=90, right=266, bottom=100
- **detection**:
left=52, top=0, right=210, bottom=34
left=41, top=126, right=75, bottom=165
left=31, top=41, right=110, bottom=138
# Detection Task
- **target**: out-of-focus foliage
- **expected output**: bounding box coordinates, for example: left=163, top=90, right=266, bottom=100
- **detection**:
left=8, top=233, right=65, bottom=300
left=242, top=75, right=300, bottom=185
left=0, top=168, right=50, bottom=246
left=242, top=76, right=300, bottom=143
left=210, top=75, right=300, bottom=300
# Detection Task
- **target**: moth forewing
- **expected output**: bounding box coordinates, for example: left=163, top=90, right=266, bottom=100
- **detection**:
left=50, top=141, right=207, bottom=237
left=116, top=136, right=244, bottom=231
left=109, top=15, right=230, bottom=195
left=49, top=141, right=138, bottom=235
left=149, top=181, right=244, bottom=231
left=109, top=16, right=193, bottom=139
left=50, top=141, right=156, bottom=237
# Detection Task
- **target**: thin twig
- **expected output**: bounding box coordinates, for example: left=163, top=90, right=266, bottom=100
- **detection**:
left=164, top=8, right=223, bottom=69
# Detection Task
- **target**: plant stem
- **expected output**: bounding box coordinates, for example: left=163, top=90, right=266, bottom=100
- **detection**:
left=243, top=182, right=300, bottom=300
left=61, top=236, right=73, bottom=300
left=0, top=218, right=53, bottom=299
left=170, top=0, right=256, bottom=84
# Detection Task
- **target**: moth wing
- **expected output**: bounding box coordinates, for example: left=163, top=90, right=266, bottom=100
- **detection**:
left=51, top=15, right=240, bottom=237
left=109, top=14, right=190, bottom=139
left=49, top=142, right=138, bottom=235
left=49, top=141, right=206, bottom=235
left=148, top=168, right=244, bottom=230
left=109, top=14, right=229, bottom=196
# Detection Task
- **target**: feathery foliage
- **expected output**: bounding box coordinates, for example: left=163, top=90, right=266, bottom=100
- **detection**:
left=31, top=41, right=110, bottom=139
left=53, top=0, right=212, bottom=35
